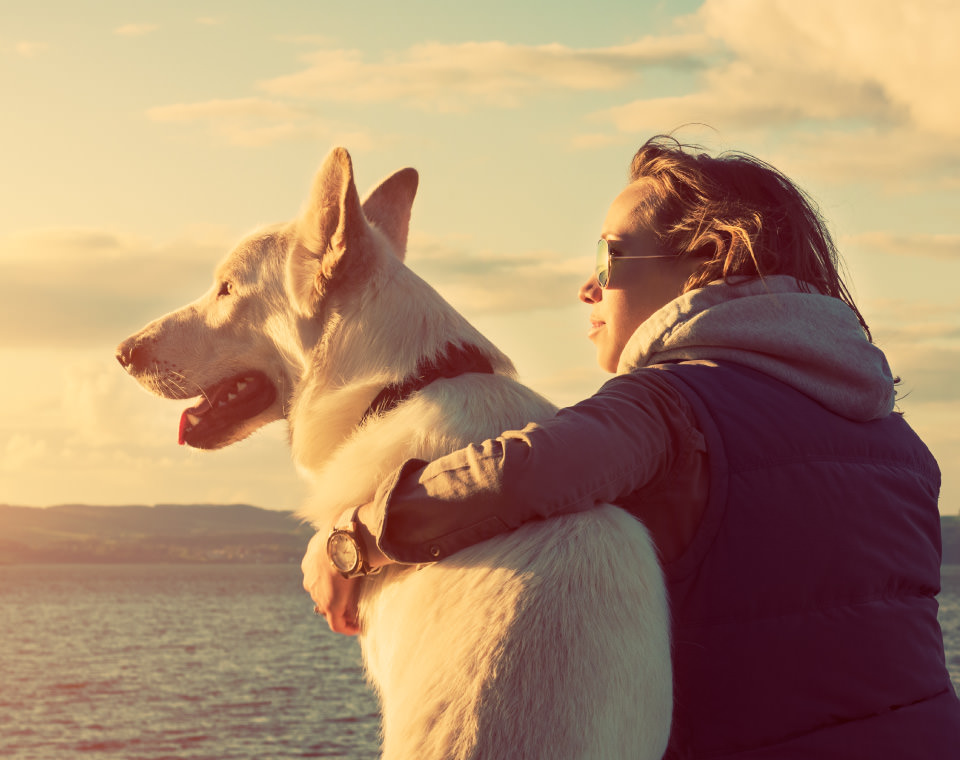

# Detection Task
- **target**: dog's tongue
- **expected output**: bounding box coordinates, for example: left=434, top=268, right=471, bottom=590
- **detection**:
left=178, top=397, right=212, bottom=446
left=178, top=410, right=191, bottom=446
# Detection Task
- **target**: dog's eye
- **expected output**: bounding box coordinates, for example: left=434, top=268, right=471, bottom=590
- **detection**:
left=217, top=281, right=232, bottom=298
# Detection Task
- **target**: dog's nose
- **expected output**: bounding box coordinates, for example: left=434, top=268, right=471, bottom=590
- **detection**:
left=116, top=341, right=134, bottom=369
left=116, top=337, right=145, bottom=371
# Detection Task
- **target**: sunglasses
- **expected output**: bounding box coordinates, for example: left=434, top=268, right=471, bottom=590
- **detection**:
left=595, top=239, right=677, bottom=288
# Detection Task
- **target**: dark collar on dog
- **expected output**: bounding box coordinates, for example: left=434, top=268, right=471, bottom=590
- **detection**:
left=359, top=343, right=495, bottom=426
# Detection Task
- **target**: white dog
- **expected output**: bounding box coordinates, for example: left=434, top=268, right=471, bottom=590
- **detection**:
left=117, top=148, right=672, bottom=759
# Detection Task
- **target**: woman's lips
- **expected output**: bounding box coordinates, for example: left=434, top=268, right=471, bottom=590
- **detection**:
left=588, top=318, right=605, bottom=339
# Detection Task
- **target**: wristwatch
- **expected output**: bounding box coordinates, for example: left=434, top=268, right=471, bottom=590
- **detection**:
left=326, top=507, right=377, bottom=579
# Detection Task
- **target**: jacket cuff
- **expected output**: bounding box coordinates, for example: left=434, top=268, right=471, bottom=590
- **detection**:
left=373, top=458, right=428, bottom=563
left=374, top=458, right=511, bottom=564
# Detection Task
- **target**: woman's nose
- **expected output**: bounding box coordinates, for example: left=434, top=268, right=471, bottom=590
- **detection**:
left=579, top=274, right=601, bottom=305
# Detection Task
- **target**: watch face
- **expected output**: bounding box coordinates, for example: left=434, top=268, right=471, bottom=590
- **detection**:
left=328, top=532, right=360, bottom=574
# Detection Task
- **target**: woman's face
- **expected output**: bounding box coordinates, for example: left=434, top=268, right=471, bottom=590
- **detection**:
left=579, top=181, right=701, bottom=373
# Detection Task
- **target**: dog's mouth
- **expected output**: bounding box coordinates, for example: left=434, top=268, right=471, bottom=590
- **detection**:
left=178, top=371, right=277, bottom=449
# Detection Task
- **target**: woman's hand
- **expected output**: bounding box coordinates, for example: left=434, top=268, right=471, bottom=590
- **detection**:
left=301, top=501, right=392, bottom=636
left=301, top=529, right=362, bottom=635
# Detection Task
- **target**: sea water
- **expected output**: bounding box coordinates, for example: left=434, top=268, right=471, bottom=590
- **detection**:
left=2, top=563, right=959, bottom=760
left=0, top=565, right=378, bottom=759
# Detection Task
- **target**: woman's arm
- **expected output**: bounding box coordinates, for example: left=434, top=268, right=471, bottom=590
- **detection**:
left=371, top=369, right=701, bottom=562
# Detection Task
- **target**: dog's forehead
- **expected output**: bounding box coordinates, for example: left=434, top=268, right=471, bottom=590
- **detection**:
left=215, top=225, right=289, bottom=281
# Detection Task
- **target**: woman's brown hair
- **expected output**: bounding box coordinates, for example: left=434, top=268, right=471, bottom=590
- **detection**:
left=630, top=134, right=871, bottom=339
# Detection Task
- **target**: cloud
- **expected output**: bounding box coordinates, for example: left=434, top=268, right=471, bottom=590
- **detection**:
left=406, top=233, right=587, bottom=314
left=0, top=228, right=127, bottom=261
left=114, top=23, right=159, bottom=37
left=863, top=298, right=960, bottom=403
left=885, top=343, right=960, bottom=404
left=137, top=0, right=958, bottom=184
left=60, top=359, right=155, bottom=448
left=587, top=0, right=960, bottom=181
left=763, top=127, right=960, bottom=187
left=146, top=97, right=376, bottom=148
left=568, top=132, right=626, bottom=151
left=148, top=98, right=304, bottom=123
left=0, top=228, right=229, bottom=347
left=145, top=35, right=706, bottom=145
left=0, top=347, right=305, bottom=508
left=15, top=41, right=48, bottom=57
left=273, top=34, right=333, bottom=46
left=610, top=0, right=957, bottom=135
left=259, top=37, right=707, bottom=112
left=2, top=434, right=47, bottom=473
left=144, top=33, right=706, bottom=146
left=844, top=232, right=960, bottom=261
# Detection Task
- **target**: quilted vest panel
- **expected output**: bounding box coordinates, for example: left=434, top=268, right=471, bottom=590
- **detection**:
left=651, top=361, right=960, bottom=758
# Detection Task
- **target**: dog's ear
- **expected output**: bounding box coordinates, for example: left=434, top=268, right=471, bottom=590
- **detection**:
left=288, top=147, right=366, bottom=315
left=361, top=168, right=419, bottom=262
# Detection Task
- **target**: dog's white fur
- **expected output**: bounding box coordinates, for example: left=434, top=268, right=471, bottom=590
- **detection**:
left=119, top=149, right=672, bottom=759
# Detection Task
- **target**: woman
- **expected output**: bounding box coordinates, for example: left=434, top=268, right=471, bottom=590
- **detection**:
left=303, top=136, right=960, bottom=756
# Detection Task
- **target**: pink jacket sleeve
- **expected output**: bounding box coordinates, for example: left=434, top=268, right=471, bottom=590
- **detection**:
left=369, top=370, right=703, bottom=564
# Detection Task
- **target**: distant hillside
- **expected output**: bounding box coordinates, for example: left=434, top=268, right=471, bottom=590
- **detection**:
left=943, top=515, right=960, bottom=565
left=0, top=503, right=314, bottom=564
left=1, top=504, right=958, bottom=566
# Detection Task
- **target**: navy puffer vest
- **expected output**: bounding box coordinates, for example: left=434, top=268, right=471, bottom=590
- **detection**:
left=651, top=362, right=960, bottom=758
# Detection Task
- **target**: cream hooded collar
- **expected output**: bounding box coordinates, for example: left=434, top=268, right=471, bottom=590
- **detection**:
left=616, top=275, right=895, bottom=421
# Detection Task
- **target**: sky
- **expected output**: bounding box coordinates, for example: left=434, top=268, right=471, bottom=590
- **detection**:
left=2, top=0, right=959, bottom=514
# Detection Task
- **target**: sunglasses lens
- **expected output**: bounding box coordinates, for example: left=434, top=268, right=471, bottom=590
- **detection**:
left=595, top=239, right=609, bottom=288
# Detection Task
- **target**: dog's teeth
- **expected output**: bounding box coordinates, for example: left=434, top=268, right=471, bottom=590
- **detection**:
left=227, top=393, right=238, bottom=402
left=186, top=413, right=201, bottom=426
left=236, top=382, right=247, bottom=392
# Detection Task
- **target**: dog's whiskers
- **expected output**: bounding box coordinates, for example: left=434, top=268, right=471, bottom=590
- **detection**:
left=163, top=369, right=207, bottom=401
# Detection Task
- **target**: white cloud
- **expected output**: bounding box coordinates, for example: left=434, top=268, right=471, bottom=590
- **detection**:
left=0, top=228, right=229, bottom=347
left=61, top=360, right=151, bottom=448
left=114, top=23, right=159, bottom=37
left=867, top=299, right=960, bottom=330
left=259, top=37, right=707, bottom=111
left=146, top=97, right=376, bottom=148
left=2, top=434, right=48, bottom=472
left=148, top=98, right=305, bottom=123
left=861, top=297, right=960, bottom=404
left=568, top=132, right=626, bottom=151
left=406, top=233, right=587, bottom=314
left=763, top=127, right=960, bottom=187
left=885, top=343, right=960, bottom=404
left=273, top=33, right=333, bottom=46
left=0, top=346, right=305, bottom=508
left=589, top=0, right=960, bottom=181
left=844, top=232, right=960, bottom=261
left=0, top=228, right=161, bottom=267
left=15, top=41, right=48, bottom=57
left=696, top=0, right=958, bottom=138
left=144, top=33, right=706, bottom=147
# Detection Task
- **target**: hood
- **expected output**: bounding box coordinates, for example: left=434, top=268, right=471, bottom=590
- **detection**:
left=616, top=276, right=895, bottom=421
